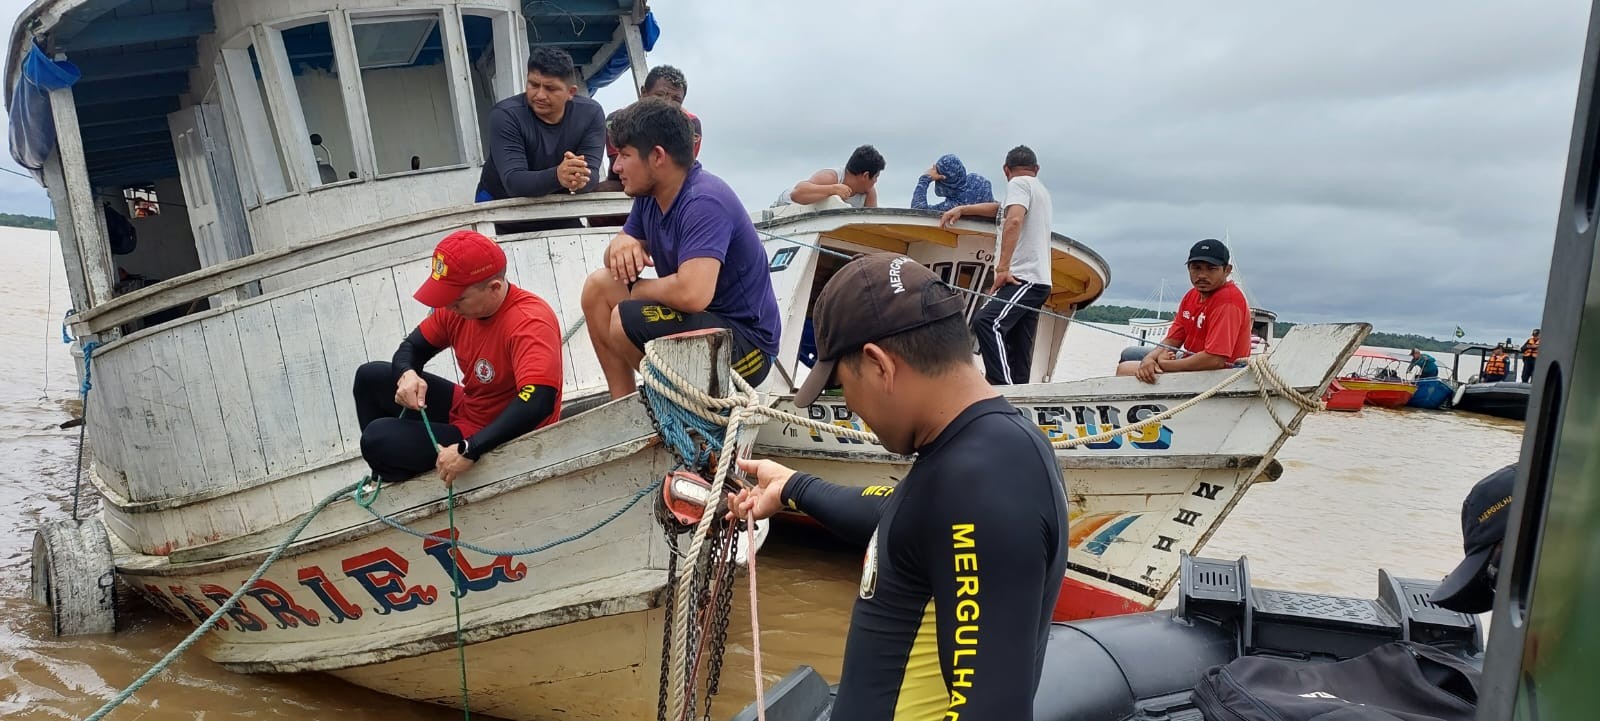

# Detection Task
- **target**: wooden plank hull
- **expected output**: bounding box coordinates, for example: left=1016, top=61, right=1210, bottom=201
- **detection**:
left=330, top=607, right=665, bottom=721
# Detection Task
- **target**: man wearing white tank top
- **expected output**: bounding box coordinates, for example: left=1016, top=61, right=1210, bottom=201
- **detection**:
left=941, top=146, right=1054, bottom=385
left=772, top=144, right=885, bottom=208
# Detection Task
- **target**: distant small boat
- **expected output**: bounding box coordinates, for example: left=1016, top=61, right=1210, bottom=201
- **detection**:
left=1322, top=380, right=1366, bottom=412
left=1129, top=280, right=1174, bottom=346
left=1250, top=307, right=1278, bottom=355
left=1406, top=376, right=1456, bottom=410
left=1335, top=351, right=1416, bottom=408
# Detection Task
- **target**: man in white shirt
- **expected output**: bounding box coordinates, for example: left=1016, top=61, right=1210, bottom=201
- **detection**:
left=940, top=146, right=1054, bottom=385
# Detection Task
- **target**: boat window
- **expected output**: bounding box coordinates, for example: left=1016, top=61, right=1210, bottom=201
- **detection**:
left=220, top=43, right=292, bottom=200
left=954, top=262, right=983, bottom=317
left=123, top=186, right=161, bottom=218
left=262, top=19, right=360, bottom=189
left=461, top=13, right=508, bottom=147
left=352, top=13, right=465, bottom=175
left=931, top=262, right=952, bottom=284
left=278, top=18, right=358, bottom=187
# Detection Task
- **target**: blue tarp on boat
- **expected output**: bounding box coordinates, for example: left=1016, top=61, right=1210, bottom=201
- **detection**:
left=586, top=10, right=659, bottom=95
left=8, top=42, right=80, bottom=185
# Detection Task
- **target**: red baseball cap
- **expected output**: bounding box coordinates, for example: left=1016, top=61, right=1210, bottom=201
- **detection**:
left=414, top=230, right=507, bottom=308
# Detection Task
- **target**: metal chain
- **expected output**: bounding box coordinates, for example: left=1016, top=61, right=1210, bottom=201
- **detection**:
left=657, top=529, right=679, bottom=721
left=681, top=523, right=719, bottom=721
left=701, top=522, right=741, bottom=720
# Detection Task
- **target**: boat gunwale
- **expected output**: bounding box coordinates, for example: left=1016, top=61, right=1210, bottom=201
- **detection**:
left=111, top=432, right=663, bottom=576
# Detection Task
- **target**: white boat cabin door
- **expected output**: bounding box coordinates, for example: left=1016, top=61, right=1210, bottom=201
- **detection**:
left=169, top=87, right=254, bottom=300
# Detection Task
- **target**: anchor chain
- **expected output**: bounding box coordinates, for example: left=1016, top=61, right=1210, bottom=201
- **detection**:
left=641, top=382, right=742, bottom=721
left=699, top=523, right=742, bottom=721
left=657, top=529, right=679, bottom=721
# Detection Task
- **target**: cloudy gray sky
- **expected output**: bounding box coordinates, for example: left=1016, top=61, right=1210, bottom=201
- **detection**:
left=3, top=0, right=1590, bottom=341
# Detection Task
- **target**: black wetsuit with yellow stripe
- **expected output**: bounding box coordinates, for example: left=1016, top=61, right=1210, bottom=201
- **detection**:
left=779, top=397, right=1067, bottom=721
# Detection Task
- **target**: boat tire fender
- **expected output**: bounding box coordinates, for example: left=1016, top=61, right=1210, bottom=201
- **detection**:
left=31, top=518, right=117, bottom=636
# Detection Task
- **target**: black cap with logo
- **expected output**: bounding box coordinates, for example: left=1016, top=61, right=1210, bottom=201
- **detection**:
left=1430, top=463, right=1518, bottom=613
left=1187, top=239, right=1230, bottom=267
left=793, top=254, right=966, bottom=407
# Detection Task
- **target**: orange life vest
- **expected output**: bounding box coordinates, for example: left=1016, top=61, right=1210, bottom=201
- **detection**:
left=1523, top=336, right=1540, bottom=358
left=1485, top=353, right=1508, bottom=376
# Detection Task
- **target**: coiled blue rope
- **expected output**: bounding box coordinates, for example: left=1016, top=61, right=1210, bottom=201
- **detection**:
left=640, top=362, right=727, bottom=470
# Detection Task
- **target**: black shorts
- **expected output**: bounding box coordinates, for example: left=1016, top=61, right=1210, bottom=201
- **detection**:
left=617, top=300, right=772, bottom=384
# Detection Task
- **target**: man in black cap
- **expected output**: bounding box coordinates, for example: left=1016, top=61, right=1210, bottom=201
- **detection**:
left=1117, top=238, right=1254, bottom=383
left=727, top=253, right=1068, bottom=721
left=1431, top=464, right=1517, bottom=613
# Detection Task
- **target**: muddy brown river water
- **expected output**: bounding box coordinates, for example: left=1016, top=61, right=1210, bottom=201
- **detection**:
left=0, top=228, right=1523, bottom=719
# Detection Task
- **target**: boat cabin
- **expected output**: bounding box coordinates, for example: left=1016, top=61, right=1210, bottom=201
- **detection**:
left=1450, top=342, right=1524, bottom=383
left=1251, top=307, right=1277, bottom=353
left=7, top=0, right=655, bottom=334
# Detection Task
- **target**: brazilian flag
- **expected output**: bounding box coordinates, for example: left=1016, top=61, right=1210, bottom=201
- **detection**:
left=1455, top=326, right=1466, bottom=339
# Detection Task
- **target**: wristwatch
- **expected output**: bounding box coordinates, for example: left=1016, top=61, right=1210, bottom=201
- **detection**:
left=456, top=439, right=474, bottom=461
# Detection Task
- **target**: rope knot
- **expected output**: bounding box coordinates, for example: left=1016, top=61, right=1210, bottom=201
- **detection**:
left=79, top=340, right=100, bottom=396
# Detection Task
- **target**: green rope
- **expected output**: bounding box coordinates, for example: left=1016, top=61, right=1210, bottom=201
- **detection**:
left=448, top=480, right=470, bottom=719
left=82, top=479, right=363, bottom=721
left=411, top=404, right=469, bottom=719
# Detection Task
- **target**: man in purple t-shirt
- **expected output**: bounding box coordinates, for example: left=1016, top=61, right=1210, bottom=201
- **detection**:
left=580, top=98, right=782, bottom=400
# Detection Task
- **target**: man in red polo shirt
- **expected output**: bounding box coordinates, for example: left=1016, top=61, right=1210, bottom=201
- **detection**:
left=351, top=230, right=563, bottom=486
left=1117, top=238, right=1252, bottom=384
left=596, top=65, right=702, bottom=192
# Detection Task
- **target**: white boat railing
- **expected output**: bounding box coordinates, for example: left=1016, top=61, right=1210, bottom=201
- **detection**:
left=69, top=194, right=635, bottom=338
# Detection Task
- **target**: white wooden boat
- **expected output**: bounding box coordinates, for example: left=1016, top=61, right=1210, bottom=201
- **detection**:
left=743, top=208, right=1366, bottom=618
left=11, top=0, right=1365, bottom=716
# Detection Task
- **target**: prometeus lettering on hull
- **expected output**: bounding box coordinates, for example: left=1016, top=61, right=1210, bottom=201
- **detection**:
left=948, top=523, right=979, bottom=720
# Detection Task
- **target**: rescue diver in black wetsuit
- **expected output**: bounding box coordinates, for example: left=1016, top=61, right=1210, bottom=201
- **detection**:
left=729, top=254, right=1068, bottom=721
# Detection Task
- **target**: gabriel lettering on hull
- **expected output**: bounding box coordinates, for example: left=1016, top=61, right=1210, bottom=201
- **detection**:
left=132, top=531, right=535, bottom=635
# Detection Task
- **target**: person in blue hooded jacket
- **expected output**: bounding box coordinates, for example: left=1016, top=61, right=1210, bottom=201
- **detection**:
left=911, top=154, right=995, bottom=213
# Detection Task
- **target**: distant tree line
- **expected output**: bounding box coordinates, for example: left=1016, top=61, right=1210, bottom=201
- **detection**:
left=0, top=213, right=55, bottom=230
left=1072, top=303, right=1483, bottom=352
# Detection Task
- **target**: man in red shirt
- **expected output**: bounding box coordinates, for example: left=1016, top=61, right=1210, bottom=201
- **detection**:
left=1117, top=239, right=1252, bottom=384
left=596, top=65, right=701, bottom=192
left=351, top=230, right=563, bottom=486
